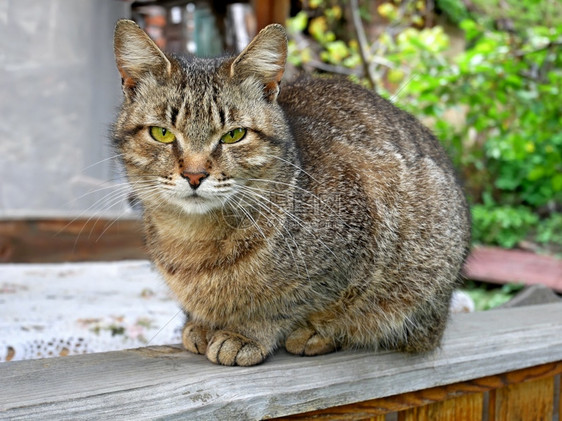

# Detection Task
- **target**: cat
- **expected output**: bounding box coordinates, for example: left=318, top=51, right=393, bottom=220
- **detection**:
left=112, top=19, right=471, bottom=366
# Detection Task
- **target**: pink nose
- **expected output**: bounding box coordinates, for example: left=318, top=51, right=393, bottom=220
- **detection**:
left=181, top=171, right=209, bottom=189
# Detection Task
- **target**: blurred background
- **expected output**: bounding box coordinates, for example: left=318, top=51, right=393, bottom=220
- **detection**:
left=0, top=0, right=561, bottom=307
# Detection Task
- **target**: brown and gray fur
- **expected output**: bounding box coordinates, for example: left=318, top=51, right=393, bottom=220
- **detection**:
left=112, top=20, right=471, bottom=366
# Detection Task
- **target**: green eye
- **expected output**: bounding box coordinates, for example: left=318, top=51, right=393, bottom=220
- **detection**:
left=221, top=128, right=247, bottom=144
left=150, top=126, right=176, bottom=144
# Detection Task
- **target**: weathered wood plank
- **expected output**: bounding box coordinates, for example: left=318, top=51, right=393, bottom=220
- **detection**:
left=489, top=377, right=554, bottom=421
left=1, top=303, right=561, bottom=420
left=277, top=362, right=562, bottom=419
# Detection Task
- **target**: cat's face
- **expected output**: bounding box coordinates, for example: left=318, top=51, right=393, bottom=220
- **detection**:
left=113, top=21, right=291, bottom=215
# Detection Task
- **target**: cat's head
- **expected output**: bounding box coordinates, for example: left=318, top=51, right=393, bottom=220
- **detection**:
left=113, top=20, right=294, bottom=216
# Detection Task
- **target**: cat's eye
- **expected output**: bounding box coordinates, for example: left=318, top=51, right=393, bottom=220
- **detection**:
left=221, top=128, right=246, bottom=144
left=150, top=126, right=176, bottom=144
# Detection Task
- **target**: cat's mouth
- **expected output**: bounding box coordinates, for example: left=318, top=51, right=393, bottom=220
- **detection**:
left=181, top=192, right=210, bottom=203
left=165, top=189, right=226, bottom=215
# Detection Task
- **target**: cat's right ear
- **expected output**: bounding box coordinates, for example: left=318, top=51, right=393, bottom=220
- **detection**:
left=113, top=19, right=171, bottom=97
left=230, top=24, right=287, bottom=102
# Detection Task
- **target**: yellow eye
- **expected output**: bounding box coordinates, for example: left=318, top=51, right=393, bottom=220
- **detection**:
left=150, top=126, right=176, bottom=144
left=221, top=128, right=246, bottom=144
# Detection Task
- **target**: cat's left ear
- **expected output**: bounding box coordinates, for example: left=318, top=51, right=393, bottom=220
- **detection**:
left=114, top=19, right=171, bottom=95
left=230, top=24, right=287, bottom=102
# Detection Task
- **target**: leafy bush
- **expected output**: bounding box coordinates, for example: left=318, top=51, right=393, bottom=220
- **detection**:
left=536, top=213, right=562, bottom=246
left=405, top=21, right=562, bottom=209
left=287, top=0, right=562, bottom=249
left=471, top=204, right=538, bottom=248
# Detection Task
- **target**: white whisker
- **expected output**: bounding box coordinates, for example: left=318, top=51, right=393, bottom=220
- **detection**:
left=263, top=154, right=321, bottom=184
left=81, top=153, right=125, bottom=172
left=236, top=185, right=341, bottom=264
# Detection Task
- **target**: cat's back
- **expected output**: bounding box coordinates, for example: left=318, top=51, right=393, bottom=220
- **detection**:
left=279, top=76, right=390, bottom=125
left=278, top=77, right=453, bottom=174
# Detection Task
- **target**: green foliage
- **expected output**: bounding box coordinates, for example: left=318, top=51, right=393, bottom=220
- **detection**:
left=436, top=0, right=470, bottom=24
left=470, top=0, right=562, bottom=33
left=440, top=24, right=560, bottom=208
left=471, top=204, right=539, bottom=248
left=536, top=213, right=562, bottom=246
left=462, top=281, right=525, bottom=311
left=286, top=0, right=562, bottom=250
left=391, top=20, right=562, bottom=209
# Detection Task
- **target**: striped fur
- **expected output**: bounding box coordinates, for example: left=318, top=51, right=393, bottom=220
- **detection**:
left=113, top=21, right=471, bottom=366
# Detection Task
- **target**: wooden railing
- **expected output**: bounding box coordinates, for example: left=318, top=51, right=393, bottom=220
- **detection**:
left=1, top=303, right=561, bottom=420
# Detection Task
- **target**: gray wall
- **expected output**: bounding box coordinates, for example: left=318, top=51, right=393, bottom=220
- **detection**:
left=0, top=0, right=131, bottom=218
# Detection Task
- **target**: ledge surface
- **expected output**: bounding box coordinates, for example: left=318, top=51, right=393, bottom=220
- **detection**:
left=1, top=302, right=561, bottom=420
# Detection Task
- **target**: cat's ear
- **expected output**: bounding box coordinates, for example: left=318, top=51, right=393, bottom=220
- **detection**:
left=230, top=24, right=287, bottom=102
left=113, top=19, right=171, bottom=95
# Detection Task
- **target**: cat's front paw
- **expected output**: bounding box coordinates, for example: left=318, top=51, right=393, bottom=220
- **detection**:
left=182, top=322, right=212, bottom=355
left=206, top=330, right=267, bottom=366
left=285, top=326, right=336, bottom=356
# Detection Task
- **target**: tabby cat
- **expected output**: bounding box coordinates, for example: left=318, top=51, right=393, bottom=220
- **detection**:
left=113, top=20, right=471, bottom=366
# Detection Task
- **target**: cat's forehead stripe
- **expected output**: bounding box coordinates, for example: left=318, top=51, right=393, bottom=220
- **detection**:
left=175, top=85, right=192, bottom=129
left=218, top=106, right=226, bottom=127
left=171, top=78, right=233, bottom=143
left=169, top=105, right=179, bottom=127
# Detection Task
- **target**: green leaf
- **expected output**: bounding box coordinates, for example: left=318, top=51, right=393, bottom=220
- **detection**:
left=460, top=19, right=481, bottom=41
left=287, top=11, right=308, bottom=34
left=552, top=174, right=562, bottom=192
left=527, top=167, right=545, bottom=181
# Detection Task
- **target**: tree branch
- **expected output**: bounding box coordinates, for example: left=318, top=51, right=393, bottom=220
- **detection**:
left=349, top=0, right=376, bottom=89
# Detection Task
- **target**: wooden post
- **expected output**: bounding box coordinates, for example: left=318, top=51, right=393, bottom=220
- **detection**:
left=489, top=377, right=555, bottom=420
left=253, top=0, right=290, bottom=30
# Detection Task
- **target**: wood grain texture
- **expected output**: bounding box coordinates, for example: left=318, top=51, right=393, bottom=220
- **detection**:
left=397, top=393, right=483, bottom=421
left=556, top=374, right=562, bottom=421
left=0, top=218, right=146, bottom=263
left=275, top=410, right=386, bottom=421
left=1, top=303, right=561, bottom=420
left=489, top=377, right=554, bottom=421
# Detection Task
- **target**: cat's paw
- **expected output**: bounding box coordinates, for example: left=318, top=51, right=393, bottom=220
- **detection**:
left=182, top=322, right=212, bottom=355
left=285, top=326, right=336, bottom=356
left=206, top=330, right=267, bottom=366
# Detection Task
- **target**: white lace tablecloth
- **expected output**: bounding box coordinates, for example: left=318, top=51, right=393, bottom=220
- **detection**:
left=0, top=261, right=183, bottom=362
